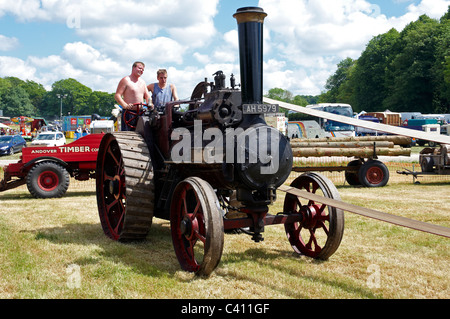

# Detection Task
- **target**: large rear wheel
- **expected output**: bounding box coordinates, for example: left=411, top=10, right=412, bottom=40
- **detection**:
left=96, top=132, right=154, bottom=241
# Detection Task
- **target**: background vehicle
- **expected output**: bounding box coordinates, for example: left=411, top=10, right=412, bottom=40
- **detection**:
left=31, top=131, right=66, bottom=147
left=397, top=144, right=450, bottom=183
left=305, top=103, right=355, bottom=137
left=0, top=135, right=27, bottom=156
left=287, top=120, right=328, bottom=139
left=0, top=134, right=102, bottom=198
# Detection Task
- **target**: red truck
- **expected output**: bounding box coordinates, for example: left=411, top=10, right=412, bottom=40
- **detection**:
left=0, top=134, right=102, bottom=198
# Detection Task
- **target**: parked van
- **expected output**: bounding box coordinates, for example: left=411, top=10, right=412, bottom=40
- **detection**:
left=287, top=120, right=327, bottom=139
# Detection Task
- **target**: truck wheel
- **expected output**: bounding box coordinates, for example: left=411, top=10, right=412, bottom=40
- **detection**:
left=344, top=160, right=362, bottom=186
left=358, top=160, right=389, bottom=187
left=420, top=156, right=434, bottom=172
left=26, top=161, right=70, bottom=198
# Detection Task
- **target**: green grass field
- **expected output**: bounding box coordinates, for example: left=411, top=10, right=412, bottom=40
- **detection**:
left=0, top=169, right=448, bottom=299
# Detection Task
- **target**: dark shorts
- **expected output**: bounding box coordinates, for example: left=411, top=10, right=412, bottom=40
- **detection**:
left=121, top=112, right=138, bottom=131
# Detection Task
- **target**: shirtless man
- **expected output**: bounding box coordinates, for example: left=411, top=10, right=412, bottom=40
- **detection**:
left=115, top=61, right=152, bottom=130
left=147, top=69, right=179, bottom=109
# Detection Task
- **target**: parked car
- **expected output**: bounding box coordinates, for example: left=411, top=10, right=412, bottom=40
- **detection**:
left=0, top=135, right=27, bottom=156
left=31, top=131, right=66, bottom=147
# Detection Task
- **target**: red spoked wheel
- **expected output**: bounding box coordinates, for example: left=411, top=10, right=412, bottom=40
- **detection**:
left=170, top=177, right=224, bottom=276
left=96, top=132, right=154, bottom=241
left=283, top=172, right=344, bottom=259
left=123, top=103, right=148, bottom=129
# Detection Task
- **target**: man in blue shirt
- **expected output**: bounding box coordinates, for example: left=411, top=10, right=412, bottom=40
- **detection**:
left=147, top=69, right=179, bottom=110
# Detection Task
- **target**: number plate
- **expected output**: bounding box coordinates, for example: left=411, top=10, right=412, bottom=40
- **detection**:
left=242, top=104, right=279, bottom=114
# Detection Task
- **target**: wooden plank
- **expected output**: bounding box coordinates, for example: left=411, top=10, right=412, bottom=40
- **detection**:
left=264, top=97, right=450, bottom=145
left=279, top=184, right=450, bottom=238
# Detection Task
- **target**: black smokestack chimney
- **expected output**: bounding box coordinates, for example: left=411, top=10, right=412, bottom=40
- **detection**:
left=233, top=7, right=267, bottom=105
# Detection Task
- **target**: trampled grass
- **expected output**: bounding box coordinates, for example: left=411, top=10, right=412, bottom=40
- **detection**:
left=0, top=175, right=449, bottom=299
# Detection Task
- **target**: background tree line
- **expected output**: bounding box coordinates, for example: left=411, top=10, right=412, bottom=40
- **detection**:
left=0, top=77, right=115, bottom=119
left=267, top=7, right=450, bottom=119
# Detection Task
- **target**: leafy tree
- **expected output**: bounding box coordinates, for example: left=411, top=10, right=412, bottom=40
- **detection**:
left=22, top=80, right=46, bottom=115
left=265, top=88, right=314, bottom=118
left=0, top=86, right=36, bottom=117
left=323, top=58, right=356, bottom=102
left=292, top=95, right=308, bottom=106
left=383, top=15, right=440, bottom=112
left=88, top=91, right=116, bottom=117
left=352, top=28, right=400, bottom=112
left=432, top=6, right=450, bottom=113
left=40, top=78, right=93, bottom=119
left=266, top=88, right=293, bottom=102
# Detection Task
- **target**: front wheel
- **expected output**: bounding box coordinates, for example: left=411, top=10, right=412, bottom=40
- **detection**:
left=170, top=177, right=224, bottom=276
left=26, top=161, right=70, bottom=198
left=283, top=172, right=344, bottom=260
left=344, top=160, right=362, bottom=186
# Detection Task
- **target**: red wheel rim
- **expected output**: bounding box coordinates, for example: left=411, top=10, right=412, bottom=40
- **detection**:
left=284, top=177, right=331, bottom=258
left=37, top=171, right=59, bottom=191
left=171, top=182, right=207, bottom=273
left=365, top=166, right=384, bottom=185
left=98, top=136, right=126, bottom=240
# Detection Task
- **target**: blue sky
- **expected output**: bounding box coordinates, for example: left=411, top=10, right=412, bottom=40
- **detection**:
left=0, top=0, right=449, bottom=100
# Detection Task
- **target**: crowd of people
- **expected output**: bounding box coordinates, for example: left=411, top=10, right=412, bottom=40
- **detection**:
left=0, top=127, right=17, bottom=136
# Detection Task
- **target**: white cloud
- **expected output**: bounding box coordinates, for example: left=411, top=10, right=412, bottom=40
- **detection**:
left=406, top=0, right=450, bottom=19
left=61, top=42, right=124, bottom=76
left=0, top=0, right=449, bottom=98
left=0, top=56, right=37, bottom=80
left=0, top=35, right=19, bottom=51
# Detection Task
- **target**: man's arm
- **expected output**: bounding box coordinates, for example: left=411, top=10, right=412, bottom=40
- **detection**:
left=171, top=84, right=179, bottom=101
left=115, top=77, right=132, bottom=110
left=144, top=85, right=153, bottom=109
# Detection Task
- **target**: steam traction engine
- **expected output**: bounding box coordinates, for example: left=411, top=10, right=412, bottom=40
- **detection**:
left=95, top=7, right=345, bottom=275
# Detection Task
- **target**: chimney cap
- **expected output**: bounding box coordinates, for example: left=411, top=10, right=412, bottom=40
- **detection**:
left=233, top=7, right=267, bottom=24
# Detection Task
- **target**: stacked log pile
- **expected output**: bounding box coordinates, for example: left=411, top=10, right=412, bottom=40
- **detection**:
left=290, top=136, right=411, bottom=157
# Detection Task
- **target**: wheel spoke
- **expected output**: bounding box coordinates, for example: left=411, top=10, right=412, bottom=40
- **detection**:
left=103, top=172, right=115, bottom=181
left=107, top=147, right=120, bottom=167
left=194, top=230, right=206, bottom=244
left=181, top=195, right=188, bottom=217
left=113, top=211, right=126, bottom=234
left=106, top=198, right=119, bottom=212
left=191, top=200, right=201, bottom=220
